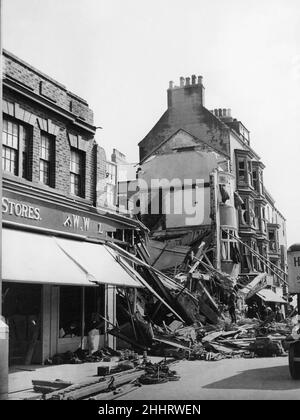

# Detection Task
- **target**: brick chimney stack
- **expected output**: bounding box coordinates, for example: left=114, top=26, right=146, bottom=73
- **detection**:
left=167, top=75, right=205, bottom=109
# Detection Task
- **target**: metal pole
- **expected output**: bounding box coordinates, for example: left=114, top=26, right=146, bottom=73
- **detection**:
left=81, top=287, right=85, bottom=349
left=224, top=228, right=288, bottom=278
left=0, top=0, right=9, bottom=400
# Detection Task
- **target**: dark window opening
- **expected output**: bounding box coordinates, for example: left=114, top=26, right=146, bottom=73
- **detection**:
left=238, top=160, right=246, bottom=181
left=39, top=133, right=55, bottom=186
left=59, top=286, right=82, bottom=337
left=70, top=149, right=85, bottom=197
left=2, top=283, right=42, bottom=365
left=59, top=286, right=105, bottom=338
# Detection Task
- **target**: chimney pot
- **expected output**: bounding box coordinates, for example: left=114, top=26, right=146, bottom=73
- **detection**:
left=169, top=81, right=174, bottom=89
left=214, top=109, right=218, bottom=116
left=218, top=108, right=223, bottom=117
left=191, top=75, right=196, bottom=85
left=180, top=77, right=185, bottom=87
left=223, top=108, right=227, bottom=117
left=185, top=77, right=190, bottom=86
left=227, top=108, right=232, bottom=117
left=197, top=75, right=203, bottom=85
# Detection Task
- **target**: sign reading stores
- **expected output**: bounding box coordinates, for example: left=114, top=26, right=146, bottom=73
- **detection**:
left=2, top=197, right=41, bottom=220
left=2, top=195, right=115, bottom=238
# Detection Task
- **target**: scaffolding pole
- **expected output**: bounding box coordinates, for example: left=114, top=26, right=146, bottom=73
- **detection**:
left=222, top=228, right=288, bottom=286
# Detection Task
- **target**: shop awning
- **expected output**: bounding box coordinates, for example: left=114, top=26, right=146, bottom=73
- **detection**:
left=55, top=237, right=142, bottom=288
left=256, top=288, right=286, bottom=304
left=2, top=229, right=142, bottom=288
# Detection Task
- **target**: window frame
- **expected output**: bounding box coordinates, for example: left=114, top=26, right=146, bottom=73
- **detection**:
left=2, top=116, right=31, bottom=179
left=221, top=229, right=238, bottom=262
left=39, top=132, right=55, bottom=187
left=237, top=158, right=246, bottom=182
left=70, top=148, right=85, bottom=198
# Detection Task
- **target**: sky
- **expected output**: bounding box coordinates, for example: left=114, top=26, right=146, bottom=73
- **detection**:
left=2, top=0, right=300, bottom=245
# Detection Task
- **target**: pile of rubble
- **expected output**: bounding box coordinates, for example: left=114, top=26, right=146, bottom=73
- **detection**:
left=150, top=317, right=295, bottom=361
left=30, top=357, right=179, bottom=400
left=44, top=347, right=140, bottom=366
left=105, top=235, right=295, bottom=363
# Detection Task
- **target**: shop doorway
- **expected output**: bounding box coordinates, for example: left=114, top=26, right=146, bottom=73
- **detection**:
left=2, top=282, right=42, bottom=365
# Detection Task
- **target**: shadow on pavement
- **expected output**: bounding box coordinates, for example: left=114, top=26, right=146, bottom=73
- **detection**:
left=204, top=363, right=300, bottom=391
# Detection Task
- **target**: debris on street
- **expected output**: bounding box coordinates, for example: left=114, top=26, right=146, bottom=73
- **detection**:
left=25, top=232, right=295, bottom=400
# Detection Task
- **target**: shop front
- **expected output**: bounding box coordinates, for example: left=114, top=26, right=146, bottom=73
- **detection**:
left=2, top=187, right=143, bottom=365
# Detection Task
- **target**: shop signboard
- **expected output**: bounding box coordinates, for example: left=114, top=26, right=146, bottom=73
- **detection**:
left=2, top=189, right=118, bottom=239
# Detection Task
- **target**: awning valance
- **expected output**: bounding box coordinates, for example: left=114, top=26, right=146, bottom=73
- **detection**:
left=3, top=229, right=142, bottom=288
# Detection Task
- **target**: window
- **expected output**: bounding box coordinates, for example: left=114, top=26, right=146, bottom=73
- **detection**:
left=268, top=230, right=278, bottom=253
left=254, top=205, right=260, bottom=229
left=236, top=153, right=254, bottom=188
left=70, top=149, right=85, bottom=197
left=2, top=119, right=18, bottom=174
left=253, top=169, right=258, bottom=192
left=261, top=206, right=267, bottom=234
left=59, top=286, right=105, bottom=338
left=2, top=117, right=30, bottom=178
left=239, top=197, right=255, bottom=227
left=221, top=229, right=239, bottom=262
left=259, top=168, right=264, bottom=195
left=39, top=133, right=54, bottom=186
left=238, top=159, right=246, bottom=181
left=269, top=231, right=275, bottom=241
left=247, top=161, right=253, bottom=186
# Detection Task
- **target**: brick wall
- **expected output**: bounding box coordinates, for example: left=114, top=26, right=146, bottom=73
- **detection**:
left=3, top=50, right=94, bottom=125
left=2, top=51, right=106, bottom=205
left=139, top=78, right=230, bottom=161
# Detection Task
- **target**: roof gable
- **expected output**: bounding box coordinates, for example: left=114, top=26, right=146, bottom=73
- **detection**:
left=138, top=105, right=230, bottom=161
left=141, top=128, right=228, bottom=164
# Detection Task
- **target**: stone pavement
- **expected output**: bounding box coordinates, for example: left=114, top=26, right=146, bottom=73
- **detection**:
left=119, top=356, right=300, bottom=400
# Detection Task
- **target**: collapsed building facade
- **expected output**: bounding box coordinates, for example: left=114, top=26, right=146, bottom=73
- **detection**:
left=136, top=75, right=288, bottom=314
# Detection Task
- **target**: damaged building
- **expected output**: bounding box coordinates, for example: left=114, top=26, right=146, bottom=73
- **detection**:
left=2, top=52, right=292, bottom=376
left=136, top=75, right=288, bottom=314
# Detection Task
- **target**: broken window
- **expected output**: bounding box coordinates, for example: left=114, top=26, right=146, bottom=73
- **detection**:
left=221, top=229, right=240, bottom=263
left=268, top=230, right=278, bottom=253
